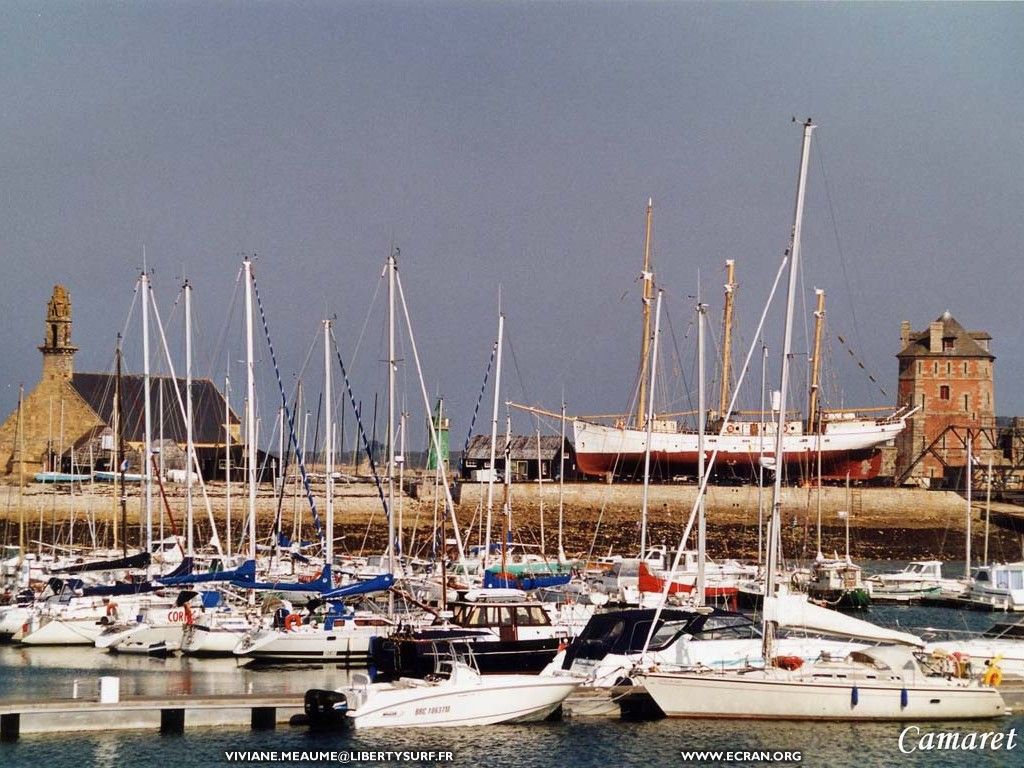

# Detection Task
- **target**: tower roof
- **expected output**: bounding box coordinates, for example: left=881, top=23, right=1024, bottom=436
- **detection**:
left=896, top=312, right=994, bottom=360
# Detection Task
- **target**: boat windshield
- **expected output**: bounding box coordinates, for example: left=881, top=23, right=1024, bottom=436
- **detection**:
left=689, top=614, right=759, bottom=640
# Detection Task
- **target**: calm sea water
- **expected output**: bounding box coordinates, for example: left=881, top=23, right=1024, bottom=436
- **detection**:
left=3, top=572, right=1024, bottom=768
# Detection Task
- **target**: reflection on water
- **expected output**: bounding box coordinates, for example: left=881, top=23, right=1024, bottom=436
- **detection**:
left=3, top=716, right=1022, bottom=768
left=0, top=645, right=358, bottom=700
left=0, top=599, right=1022, bottom=767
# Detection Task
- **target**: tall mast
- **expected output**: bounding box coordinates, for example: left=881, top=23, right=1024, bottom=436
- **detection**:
left=763, top=118, right=815, bottom=664
left=696, top=291, right=707, bottom=605
left=224, top=371, right=232, bottom=560
left=536, top=427, right=544, bottom=557
left=387, top=248, right=397, bottom=614
left=639, top=290, right=663, bottom=557
left=324, top=319, right=334, bottom=569
left=636, top=198, right=655, bottom=429
left=116, top=335, right=127, bottom=557
left=807, top=288, right=826, bottom=433
left=966, top=435, right=973, bottom=574
left=756, top=343, right=767, bottom=570
left=184, top=279, right=195, bottom=558
left=812, top=290, right=826, bottom=558
left=16, top=385, right=24, bottom=565
left=141, top=271, right=154, bottom=576
left=718, top=259, right=736, bottom=419
left=558, top=397, right=566, bottom=562
left=482, top=313, right=504, bottom=568
left=243, top=258, right=257, bottom=569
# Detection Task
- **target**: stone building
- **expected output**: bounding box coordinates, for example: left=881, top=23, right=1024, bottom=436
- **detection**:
left=0, top=285, right=240, bottom=480
left=895, top=311, right=997, bottom=485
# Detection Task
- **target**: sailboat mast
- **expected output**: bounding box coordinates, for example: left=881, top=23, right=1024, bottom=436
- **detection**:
left=483, top=313, right=504, bottom=568
left=639, top=290, right=663, bottom=557
left=807, top=288, right=826, bottom=433
left=184, top=279, right=195, bottom=558
left=764, top=119, right=815, bottom=663
left=16, top=385, right=25, bottom=565
left=243, top=258, right=258, bottom=569
left=985, top=459, right=992, bottom=567
left=696, top=292, right=707, bottom=605
left=116, top=336, right=126, bottom=557
left=387, top=249, right=397, bottom=586
left=324, top=319, right=334, bottom=569
left=536, top=427, right=544, bottom=557
left=718, top=259, right=736, bottom=419
left=558, top=398, right=566, bottom=561
left=224, top=372, right=232, bottom=559
left=966, top=435, right=973, bottom=573
left=636, top=199, right=655, bottom=429
left=141, top=271, right=154, bottom=576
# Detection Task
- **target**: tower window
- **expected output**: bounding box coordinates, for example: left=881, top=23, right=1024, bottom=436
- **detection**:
left=939, top=385, right=950, bottom=400
left=946, top=362, right=951, bottom=375
left=943, top=338, right=954, bottom=352
left=917, top=361, right=922, bottom=375
left=963, top=394, right=969, bottom=412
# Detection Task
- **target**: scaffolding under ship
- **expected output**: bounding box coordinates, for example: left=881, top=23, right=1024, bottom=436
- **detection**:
left=572, top=202, right=913, bottom=482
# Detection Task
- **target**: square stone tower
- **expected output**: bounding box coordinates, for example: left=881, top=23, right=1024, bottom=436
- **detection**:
left=895, top=311, right=996, bottom=484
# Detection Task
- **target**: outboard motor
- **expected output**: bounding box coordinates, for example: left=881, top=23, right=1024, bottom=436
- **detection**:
left=303, top=689, right=349, bottom=729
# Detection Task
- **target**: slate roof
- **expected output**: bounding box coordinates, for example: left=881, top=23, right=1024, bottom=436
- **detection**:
left=896, top=312, right=994, bottom=360
left=70, top=373, right=238, bottom=446
left=464, top=434, right=570, bottom=462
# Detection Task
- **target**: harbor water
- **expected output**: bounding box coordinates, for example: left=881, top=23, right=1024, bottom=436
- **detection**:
left=3, top=580, right=1024, bottom=767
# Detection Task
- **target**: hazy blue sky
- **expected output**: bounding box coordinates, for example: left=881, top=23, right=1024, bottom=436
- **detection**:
left=1, top=2, right=1022, bottom=450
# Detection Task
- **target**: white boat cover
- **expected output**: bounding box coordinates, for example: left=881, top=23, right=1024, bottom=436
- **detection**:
left=765, top=592, right=923, bottom=648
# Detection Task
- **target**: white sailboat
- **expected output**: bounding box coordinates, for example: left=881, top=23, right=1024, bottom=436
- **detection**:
left=637, top=120, right=1004, bottom=721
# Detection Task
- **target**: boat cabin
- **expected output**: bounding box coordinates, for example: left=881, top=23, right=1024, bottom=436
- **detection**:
left=562, top=607, right=757, bottom=668
left=437, top=589, right=552, bottom=642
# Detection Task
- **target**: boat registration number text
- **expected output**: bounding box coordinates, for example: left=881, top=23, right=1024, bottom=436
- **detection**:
left=415, top=706, right=451, bottom=716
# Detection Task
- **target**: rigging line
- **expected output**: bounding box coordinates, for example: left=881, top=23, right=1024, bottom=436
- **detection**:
left=460, top=341, right=497, bottom=474
left=203, top=267, right=243, bottom=383
left=815, top=135, right=865, bottom=359
left=329, top=325, right=391, bottom=539
left=249, top=268, right=324, bottom=547
left=348, top=264, right=385, bottom=374
left=503, top=324, right=533, bottom=409
left=834, top=331, right=890, bottom=399
left=662, top=301, right=695, bottom=426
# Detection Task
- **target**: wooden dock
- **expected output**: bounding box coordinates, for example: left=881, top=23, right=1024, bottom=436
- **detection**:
left=0, top=691, right=304, bottom=741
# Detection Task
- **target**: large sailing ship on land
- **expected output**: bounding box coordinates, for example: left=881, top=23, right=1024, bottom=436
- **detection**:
left=572, top=201, right=914, bottom=482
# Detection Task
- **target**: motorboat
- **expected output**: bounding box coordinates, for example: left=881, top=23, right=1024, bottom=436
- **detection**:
left=866, top=560, right=961, bottom=604
left=369, top=588, right=572, bottom=680
left=304, top=646, right=582, bottom=729
left=805, top=556, right=870, bottom=609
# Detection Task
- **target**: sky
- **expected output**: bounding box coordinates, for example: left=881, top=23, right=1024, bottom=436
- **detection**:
left=1, top=1, right=1022, bottom=452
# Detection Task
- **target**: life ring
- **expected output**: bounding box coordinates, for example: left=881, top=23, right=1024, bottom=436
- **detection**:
left=774, top=656, right=803, bottom=671
left=105, top=602, right=119, bottom=617
left=283, top=613, right=303, bottom=631
left=725, top=424, right=736, bottom=434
